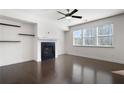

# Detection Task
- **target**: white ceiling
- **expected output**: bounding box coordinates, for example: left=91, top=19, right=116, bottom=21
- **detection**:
left=37, top=9, right=124, bottom=26
left=0, top=9, right=124, bottom=27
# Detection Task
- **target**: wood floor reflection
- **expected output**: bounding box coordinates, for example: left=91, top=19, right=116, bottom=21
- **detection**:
left=0, top=54, right=124, bottom=84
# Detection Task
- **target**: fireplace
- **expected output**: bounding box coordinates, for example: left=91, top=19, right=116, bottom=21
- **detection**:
left=41, top=42, right=55, bottom=61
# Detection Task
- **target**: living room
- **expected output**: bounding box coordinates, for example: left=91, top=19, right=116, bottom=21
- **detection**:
left=1, top=0, right=124, bottom=92
left=0, top=9, right=124, bottom=84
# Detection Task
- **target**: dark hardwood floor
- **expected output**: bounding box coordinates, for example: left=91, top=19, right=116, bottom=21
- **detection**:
left=0, top=54, right=124, bottom=84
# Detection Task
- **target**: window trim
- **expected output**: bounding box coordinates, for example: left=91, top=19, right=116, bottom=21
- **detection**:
left=73, top=24, right=114, bottom=48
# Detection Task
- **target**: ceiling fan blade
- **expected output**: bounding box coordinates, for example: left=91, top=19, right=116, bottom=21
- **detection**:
left=69, top=9, right=78, bottom=16
left=72, top=16, right=82, bottom=19
left=57, top=11, right=66, bottom=15
left=57, top=17, right=66, bottom=20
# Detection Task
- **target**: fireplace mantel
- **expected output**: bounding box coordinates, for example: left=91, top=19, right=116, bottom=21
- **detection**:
left=36, top=37, right=57, bottom=62
left=37, top=37, right=57, bottom=42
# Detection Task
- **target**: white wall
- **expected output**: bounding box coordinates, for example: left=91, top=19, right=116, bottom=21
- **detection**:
left=65, top=14, right=124, bottom=64
left=0, top=18, right=35, bottom=66
left=0, top=9, right=65, bottom=62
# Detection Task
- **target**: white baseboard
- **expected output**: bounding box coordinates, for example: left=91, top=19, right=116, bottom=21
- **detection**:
left=66, top=53, right=124, bottom=64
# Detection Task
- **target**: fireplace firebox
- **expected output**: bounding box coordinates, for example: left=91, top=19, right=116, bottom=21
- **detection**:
left=41, top=42, right=55, bottom=61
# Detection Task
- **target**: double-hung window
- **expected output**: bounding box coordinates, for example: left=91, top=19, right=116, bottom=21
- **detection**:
left=97, top=24, right=113, bottom=46
left=83, top=27, right=97, bottom=46
left=73, top=30, right=82, bottom=46
left=73, top=24, right=113, bottom=47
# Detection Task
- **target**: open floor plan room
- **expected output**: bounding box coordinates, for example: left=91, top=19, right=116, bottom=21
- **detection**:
left=0, top=9, right=124, bottom=84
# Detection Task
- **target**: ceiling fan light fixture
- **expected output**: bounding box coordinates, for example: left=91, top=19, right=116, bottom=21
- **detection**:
left=57, top=9, right=82, bottom=20
left=66, top=16, right=72, bottom=19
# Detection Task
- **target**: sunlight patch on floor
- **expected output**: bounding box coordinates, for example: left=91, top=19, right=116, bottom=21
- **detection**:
left=112, top=70, right=124, bottom=76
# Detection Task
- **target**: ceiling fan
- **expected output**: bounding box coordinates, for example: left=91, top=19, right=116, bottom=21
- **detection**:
left=57, top=9, right=82, bottom=20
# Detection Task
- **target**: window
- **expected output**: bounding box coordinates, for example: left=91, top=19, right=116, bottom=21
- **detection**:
left=73, top=24, right=113, bottom=47
left=83, top=27, right=97, bottom=46
left=73, top=30, right=82, bottom=46
left=98, top=24, right=113, bottom=46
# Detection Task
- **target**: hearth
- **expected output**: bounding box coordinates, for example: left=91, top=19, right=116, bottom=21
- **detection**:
left=41, top=42, right=55, bottom=61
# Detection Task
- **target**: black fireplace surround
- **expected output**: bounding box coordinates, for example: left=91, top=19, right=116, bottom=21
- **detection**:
left=41, top=42, right=55, bottom=61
